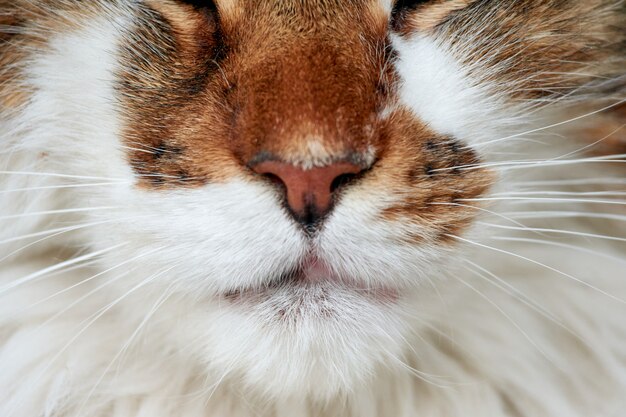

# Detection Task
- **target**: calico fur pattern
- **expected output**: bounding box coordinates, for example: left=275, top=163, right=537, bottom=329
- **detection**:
left=0, top=1, right=625, bottom=416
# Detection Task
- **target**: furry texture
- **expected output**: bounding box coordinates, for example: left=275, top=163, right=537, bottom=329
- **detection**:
left=0, top=1, right=625, bottom=416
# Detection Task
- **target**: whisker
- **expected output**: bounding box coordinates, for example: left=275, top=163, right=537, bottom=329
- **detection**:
left=428, top=201, right=535, bottom=229
left=489, top=236, right=626, bottom=266
left=503, top=211, right=626, bottom=223
left=454, top=273, right=561, bottom=368
left=0, top=206, right=118, bottom=221
left=430, top=154, right=626, bottom=175
left=375, top=338, right=459, bottom=389
left=0, top=216, right=145, bottom=246
left=29, top=247, right=168, bottom=329
left=124, top=141, right=177, bottom=154
left=512, top=178, right=626, bottom=188
left=491, top=191, right=626, bottom=198
left=480, top=222, right=626, bottom=243
left=117, top=145, right=158, bottom=155
left=0, top=182, right=130, bottom=194
left=76, top=270, right=180, bottom=414
left=466, top=98, right=626, bottom=149
left=447, top=234, right=626, bottom=305
left=463, top=259, right=591, bottom=344
left=463, top=260, right=562, bottom=323
left=0, top=171, right=127, bottom=181
left=551, top=124, right=625, bottom=161
left=458, top=197, right=626, bottom=206
left=18, top=263, right=171, bottom=408
left=0, top=217, right=143, bottom=264
left=0, top=243, right=126, bottom=296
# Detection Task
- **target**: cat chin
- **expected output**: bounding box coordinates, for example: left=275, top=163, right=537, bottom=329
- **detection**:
left=182, top=283, right=410, bottom=400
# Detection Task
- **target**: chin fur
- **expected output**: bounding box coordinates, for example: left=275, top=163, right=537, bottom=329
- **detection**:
left=189, top=283, right=408, bottom=400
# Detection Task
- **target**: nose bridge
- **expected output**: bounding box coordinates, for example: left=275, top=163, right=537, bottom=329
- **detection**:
left=235, top=21, right=387, bottom=228
left=238, top=38, right=378, bottom=154
left=275, top=44, right=364, bottom=120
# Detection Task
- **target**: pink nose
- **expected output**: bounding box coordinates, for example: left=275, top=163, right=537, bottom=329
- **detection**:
left=252, top=160, right=364, bottom=225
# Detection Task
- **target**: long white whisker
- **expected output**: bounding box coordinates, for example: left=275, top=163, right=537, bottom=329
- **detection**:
left=431, top=154, right=626, bottom=175
left=504, top=211, right=626, bottom=223
left=491, top=191, right=626, bottom=198
left=428, top=201, right=534, bottom=229
left=30, top=247, right=167, bottom=329
left=0, top=171, right=127, bottom=181
left=512, top=178, right=626, bottom=187
left=480, top=222, right=626, bottom=243
left=463, top=260, right=585, bottom=340
left=0, top=206, right=118, bottom=221
left=489, top=236, right=626, bottom=266
left=459, top=197, right=626, bottom=206
left=467, top=98, right=626, bottom=149
left=375, top=336, right=458, bottom=389
left=13, top=259, right=171, bottom=409
left=76, top=269, right=179, bottom=414
left=448, top=234, right=626, bottom=305
left=0, top=182, right=128, bottom=194
left=0, top=215, right=146, bottom=264
left=454, top=273, right=560, bottom=368
left=0, top=220, right=116, bottom=246
left=0, top=243, right=126, bottom=296
left=551, top=124, right=625, bottom=160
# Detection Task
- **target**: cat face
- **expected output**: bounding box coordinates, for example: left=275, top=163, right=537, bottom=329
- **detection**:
left=5, top=0, right=623, bottom=400
left=108, top=2, right=493, bottom=396
left=116, top=0, right=492, bottom=292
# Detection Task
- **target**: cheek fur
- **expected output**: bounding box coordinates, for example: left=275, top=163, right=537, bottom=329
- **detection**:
left=100, top=181, right=308, bottom=295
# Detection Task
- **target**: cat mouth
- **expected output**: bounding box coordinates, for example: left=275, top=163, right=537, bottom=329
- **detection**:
left=223, top=256, right=399, bottom=304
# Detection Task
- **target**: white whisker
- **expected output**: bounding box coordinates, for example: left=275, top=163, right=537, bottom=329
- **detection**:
left=0, top=206, right=118, bottom=221
left=467, top=98, right=626, bottom=149
left=0, top=243, right=126, bottom=297
left=17, top=266, right=169, bottom=405
left=480, top=222, right=626, bottom=243
left=0, top=182, right=129, bottom=194
left=459, top=197, right=626, bottom=206
left=454, top=273, right=560, bottom=368
left=491, top=191, right=626, bottom=198
left=431, top=154, right=626, bottom=175
left=489, top=236, right=626, bottom=266
left=512, top=178, right=626, bottom=187
left=448, top=234, right=626, bottom=305
left=30, top=247, right=168, bottom=330
left=504, top=211, right=626, bottom=223
left=0, top=171, right=127, bottom=181
left=76, top=269, right=179, bottom=414
left=429, top=201, right=537, bottom=229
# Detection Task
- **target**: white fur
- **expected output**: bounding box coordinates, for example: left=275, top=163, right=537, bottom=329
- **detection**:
left=1, top=3, right=625, bottom=417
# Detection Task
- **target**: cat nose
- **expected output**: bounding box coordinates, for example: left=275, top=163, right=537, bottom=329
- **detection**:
left=252, top=160, right=364, bottom=227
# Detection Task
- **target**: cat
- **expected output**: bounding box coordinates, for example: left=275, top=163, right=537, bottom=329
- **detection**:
left=0, top=0, right=625, bottom=416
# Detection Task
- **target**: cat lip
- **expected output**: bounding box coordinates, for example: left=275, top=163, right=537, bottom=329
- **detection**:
left=222, top=255, right=399, bottom=302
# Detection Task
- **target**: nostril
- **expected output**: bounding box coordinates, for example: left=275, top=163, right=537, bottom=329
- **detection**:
left=261, top=172, right=286, bottom=189
left=250, top=157, right=367, bottom=227
left=330, top=173, right=358, bottom=193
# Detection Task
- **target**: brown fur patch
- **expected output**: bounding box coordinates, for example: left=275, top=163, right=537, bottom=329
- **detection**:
left=433, top=0, right=626, bottom=100
left=392, top=0, right=474, bottom=34
left=373, top=109, right=492, bottom=242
